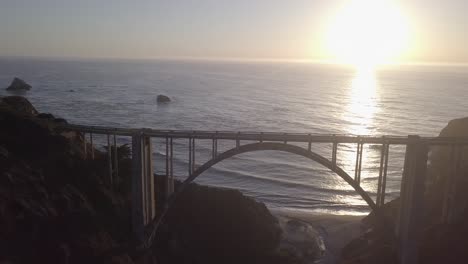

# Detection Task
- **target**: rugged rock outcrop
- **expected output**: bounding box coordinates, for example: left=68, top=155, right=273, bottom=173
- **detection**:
left=0, top=97, right=134, bottom=263
left=426, top=117, right=468, bottom=220
left=6, top=77, right=32, bottom=91
left=278, top=218, right=324, bottom=260
left=157, top=95, right=171, bottom=103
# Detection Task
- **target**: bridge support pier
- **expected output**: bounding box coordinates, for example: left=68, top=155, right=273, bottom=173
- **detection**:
left=397, top=136, right=428, bottom=264
left=165, top=137, right=174, bottom=200
left=131, top=133, right=155, bottom=241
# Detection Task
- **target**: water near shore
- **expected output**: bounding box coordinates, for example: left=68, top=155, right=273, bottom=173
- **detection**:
left=1, top=57, right=467, bottom=215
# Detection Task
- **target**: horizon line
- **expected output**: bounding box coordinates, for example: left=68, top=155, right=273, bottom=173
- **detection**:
left=1, top=54, right=467, bottom=67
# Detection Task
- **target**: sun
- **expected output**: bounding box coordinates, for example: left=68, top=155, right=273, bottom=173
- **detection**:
left=326, top=0, right=409, bottom=68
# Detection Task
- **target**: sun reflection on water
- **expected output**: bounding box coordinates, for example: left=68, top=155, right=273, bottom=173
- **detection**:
left=332, top=66, right=381, bottom=207
left=345, top=66, right=379, bottom=135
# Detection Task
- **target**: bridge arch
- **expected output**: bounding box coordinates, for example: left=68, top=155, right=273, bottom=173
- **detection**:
left=177, top=142, right=376, bottom=210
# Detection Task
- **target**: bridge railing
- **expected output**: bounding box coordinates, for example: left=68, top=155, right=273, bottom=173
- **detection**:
left=62, top=123, right=468, bottom=144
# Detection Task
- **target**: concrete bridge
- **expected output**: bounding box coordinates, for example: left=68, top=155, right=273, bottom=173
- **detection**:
left=61, top=124, right=468, bottom=264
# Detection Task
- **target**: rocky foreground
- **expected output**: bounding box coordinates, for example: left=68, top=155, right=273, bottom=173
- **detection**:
left=0, top=96, right=313, bottom=263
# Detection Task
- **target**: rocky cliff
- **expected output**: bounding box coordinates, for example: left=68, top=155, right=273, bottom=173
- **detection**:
left=0, top=96, right=134, bottom=263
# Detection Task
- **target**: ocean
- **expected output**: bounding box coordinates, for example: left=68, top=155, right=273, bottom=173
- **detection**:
left=1, top=57, right=467, bottom=215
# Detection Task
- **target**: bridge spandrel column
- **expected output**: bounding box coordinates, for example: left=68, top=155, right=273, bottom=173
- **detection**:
left=144, top=136, right=156, bottom=222
left=131, top=133, right=155, bottom=242
left=397, top=136, right=428, bottom=264
left=131, top=134, right=144, bottom=241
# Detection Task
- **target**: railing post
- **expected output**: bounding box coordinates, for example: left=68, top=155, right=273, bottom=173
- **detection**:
left=131, top=133, right=144, bottom=241
left=188, top=137, right=192, bottom=176
left=377, top=140, right=389, bottom=207
left=442, top=144, right=462, bottom=224
left=90, top=133, right=94, bottom=159
left=354, top=140, right=363, bottom=184
left=83, top=132, right=87, bottom=159
left=166, top=137, right=174, bottom=200
left=145, top=136, right=155, bottom=222
left=131, top=132, right=155, bottom=242
left=397, top=135, right=428, bottom=264
left=107, top=134, right=113, bottom=186
left=332, top=141, right=338, bottom=169
left=113, top=134, right=119, bottom=180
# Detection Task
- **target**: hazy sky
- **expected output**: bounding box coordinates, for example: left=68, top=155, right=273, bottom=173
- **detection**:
left=1, top=0, right=467, bottom=63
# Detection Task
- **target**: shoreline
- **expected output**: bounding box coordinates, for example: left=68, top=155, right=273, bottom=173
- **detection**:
left=272, top=209, right=364, bottom=264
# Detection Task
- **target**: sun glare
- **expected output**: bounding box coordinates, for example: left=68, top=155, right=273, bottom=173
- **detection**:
left=326, top=0, right=409, bottom=68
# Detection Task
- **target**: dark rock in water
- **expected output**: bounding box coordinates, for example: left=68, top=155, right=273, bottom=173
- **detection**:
left=6, top=77, right=32, bottom=91
left=69, top=89, right=75, bottom=92
left=157, top=94, right=171, bottom=103
left=0, top=96, right=38, bottom=115
left=163, top=183, right=283, bottom=263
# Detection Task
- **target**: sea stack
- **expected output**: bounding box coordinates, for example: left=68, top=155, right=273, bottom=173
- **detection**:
left=6, top=77, right=32, bottom=91
left=157, top=94, right=171, bottom=103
